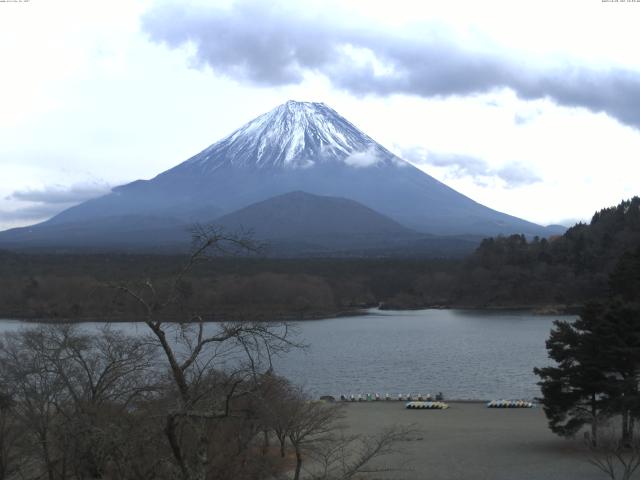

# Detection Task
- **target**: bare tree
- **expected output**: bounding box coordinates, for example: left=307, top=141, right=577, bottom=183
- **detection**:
left=255, top=375, right=414, bottom=480
left=266, top=385, right=414, bottom=480
left=255, top=372, right=298, bottom=458
left=0, top=328, right=69, bottom=480
left=0, top=324, right=160, bottom=480
left=286, top=395, right=344, bottom=480
left=586, top=421, right=640, bottom=480
left=42, top=325, right=158, bottom=479
left=307, top=425, right=415, bottom=480
left=114, top=226, right=299, bottom=480
left=0, top=390, right=23, bottom=480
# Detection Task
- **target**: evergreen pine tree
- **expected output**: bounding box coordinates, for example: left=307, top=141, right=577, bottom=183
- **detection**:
left=534, top=303, right=611, bottom=444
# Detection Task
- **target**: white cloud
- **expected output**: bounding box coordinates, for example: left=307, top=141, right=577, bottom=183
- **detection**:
left=7, top=182, right=112, bottom=204
left=343, top=146, right=380, bottom=168
left=398, top=146, right=541, bottom=189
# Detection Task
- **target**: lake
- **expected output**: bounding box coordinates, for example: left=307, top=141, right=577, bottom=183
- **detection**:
left=0, top=309, right=570, bottom=400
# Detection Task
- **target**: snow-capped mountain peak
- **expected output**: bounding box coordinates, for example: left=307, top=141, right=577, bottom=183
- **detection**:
left=13, top=100, right=557, bottom=241
left=176, top=100, right=403, bottom=173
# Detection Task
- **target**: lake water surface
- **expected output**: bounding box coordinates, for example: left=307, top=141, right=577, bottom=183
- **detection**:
left=0, top=309, right=571, bottom=400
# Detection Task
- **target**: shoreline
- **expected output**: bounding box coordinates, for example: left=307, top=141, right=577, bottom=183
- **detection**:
left=0, top=308, right=367, bottom=324
left=2, top=300, right=572, bottom=323
left=0, top=304, right=580, bottom=324
left=379, top=303, right=581, bottom=315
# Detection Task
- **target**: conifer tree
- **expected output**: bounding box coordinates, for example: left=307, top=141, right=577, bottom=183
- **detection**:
left=536, top=298, right=640, bottom=445
left=534, top=303, right=611, bottom=444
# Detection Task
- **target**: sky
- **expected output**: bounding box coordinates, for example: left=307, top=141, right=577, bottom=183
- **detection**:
left=1, top=0, right=639, bottom=231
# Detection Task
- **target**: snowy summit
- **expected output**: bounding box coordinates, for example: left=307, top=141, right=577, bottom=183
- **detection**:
left=177, top=100, right=403, bottom=172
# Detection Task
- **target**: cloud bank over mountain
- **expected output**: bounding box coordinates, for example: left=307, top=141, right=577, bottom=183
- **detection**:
left=1, top=182, right=112, bottom=225
left=398, top=147, right=541, bottom=189
left=143, top=0, right=640, bottom=130
left=8, top=183, right=112, bottom=205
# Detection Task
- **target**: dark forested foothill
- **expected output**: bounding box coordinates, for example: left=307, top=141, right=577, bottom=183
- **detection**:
left=0, top=197, right=638, bottom=320
left=452, top=197, right=640, bottom=309
left=0, top=252, right=459, bottom=321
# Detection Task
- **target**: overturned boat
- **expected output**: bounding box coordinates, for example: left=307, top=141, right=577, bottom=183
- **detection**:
left=406, top=401, right=449, bottom=410
left=487, top=400, right=534, bottom=408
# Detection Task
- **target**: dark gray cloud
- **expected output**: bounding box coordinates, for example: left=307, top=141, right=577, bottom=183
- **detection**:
left=142, top=0, right=335, bottom=86
left=7, top=183, right=111, bottom=204
left=142, top=0, right=640, bottom=129
left=400, top=147, right=540, bottom=188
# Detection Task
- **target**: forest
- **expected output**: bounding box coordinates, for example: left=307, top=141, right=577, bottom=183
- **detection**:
left=0, top=197, right=638, bottom=321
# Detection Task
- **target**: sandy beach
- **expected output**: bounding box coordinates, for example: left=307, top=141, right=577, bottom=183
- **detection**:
left=340, top=401, right=603, bottom=480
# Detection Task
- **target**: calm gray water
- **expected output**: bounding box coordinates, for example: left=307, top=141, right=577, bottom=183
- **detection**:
left=0, top=309, right=570, bottom=400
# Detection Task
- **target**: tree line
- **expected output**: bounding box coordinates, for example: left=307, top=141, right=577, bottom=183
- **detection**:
left=0, top=251, right=457, bottom=321
left=0, top=197, right=638, bottom=321
left=455, top=197, right=640, bottom=308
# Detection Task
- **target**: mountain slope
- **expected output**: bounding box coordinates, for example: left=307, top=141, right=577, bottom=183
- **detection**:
left=214, top=191, right=419, bottom=252
left=0, top=215, right=192, bottom=252
left=0, top=192, right=480, bottom=256
left=0, top=100, right=561, bottom=251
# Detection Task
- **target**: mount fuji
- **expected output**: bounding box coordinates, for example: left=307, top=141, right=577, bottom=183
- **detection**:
left=0, top=101, right=562, bottom=253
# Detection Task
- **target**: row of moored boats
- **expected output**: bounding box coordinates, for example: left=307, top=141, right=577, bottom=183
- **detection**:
left=336, top=394, right=535, bottom=409
left=340, top=393, right=443, bottom=402
left=486, top=400, right=535, bottom=408
left=406, top=401, right=449, bottom=409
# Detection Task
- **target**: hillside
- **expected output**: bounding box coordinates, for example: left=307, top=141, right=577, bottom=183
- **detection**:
left=449, top=196, right=640, bottom=307
left=215, top=191, right=422, bottom=253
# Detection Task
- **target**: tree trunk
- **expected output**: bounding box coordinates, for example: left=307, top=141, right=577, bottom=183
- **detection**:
left=262, top=430, right=270, bottom=455
left=622, top=409, right=630, bottom=446
left=195, top=430, right=209, bottom=480
left=164, top=415, right=189, bottom=480
left=39, top=428, right=55, bottom=480
left=280, top=438, right=286, bottom=458
left=43, top=444, right=55, bottom=480
left=591, top=395, right=598, bottom=447
left=293, top=446, right=302, bottom=480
